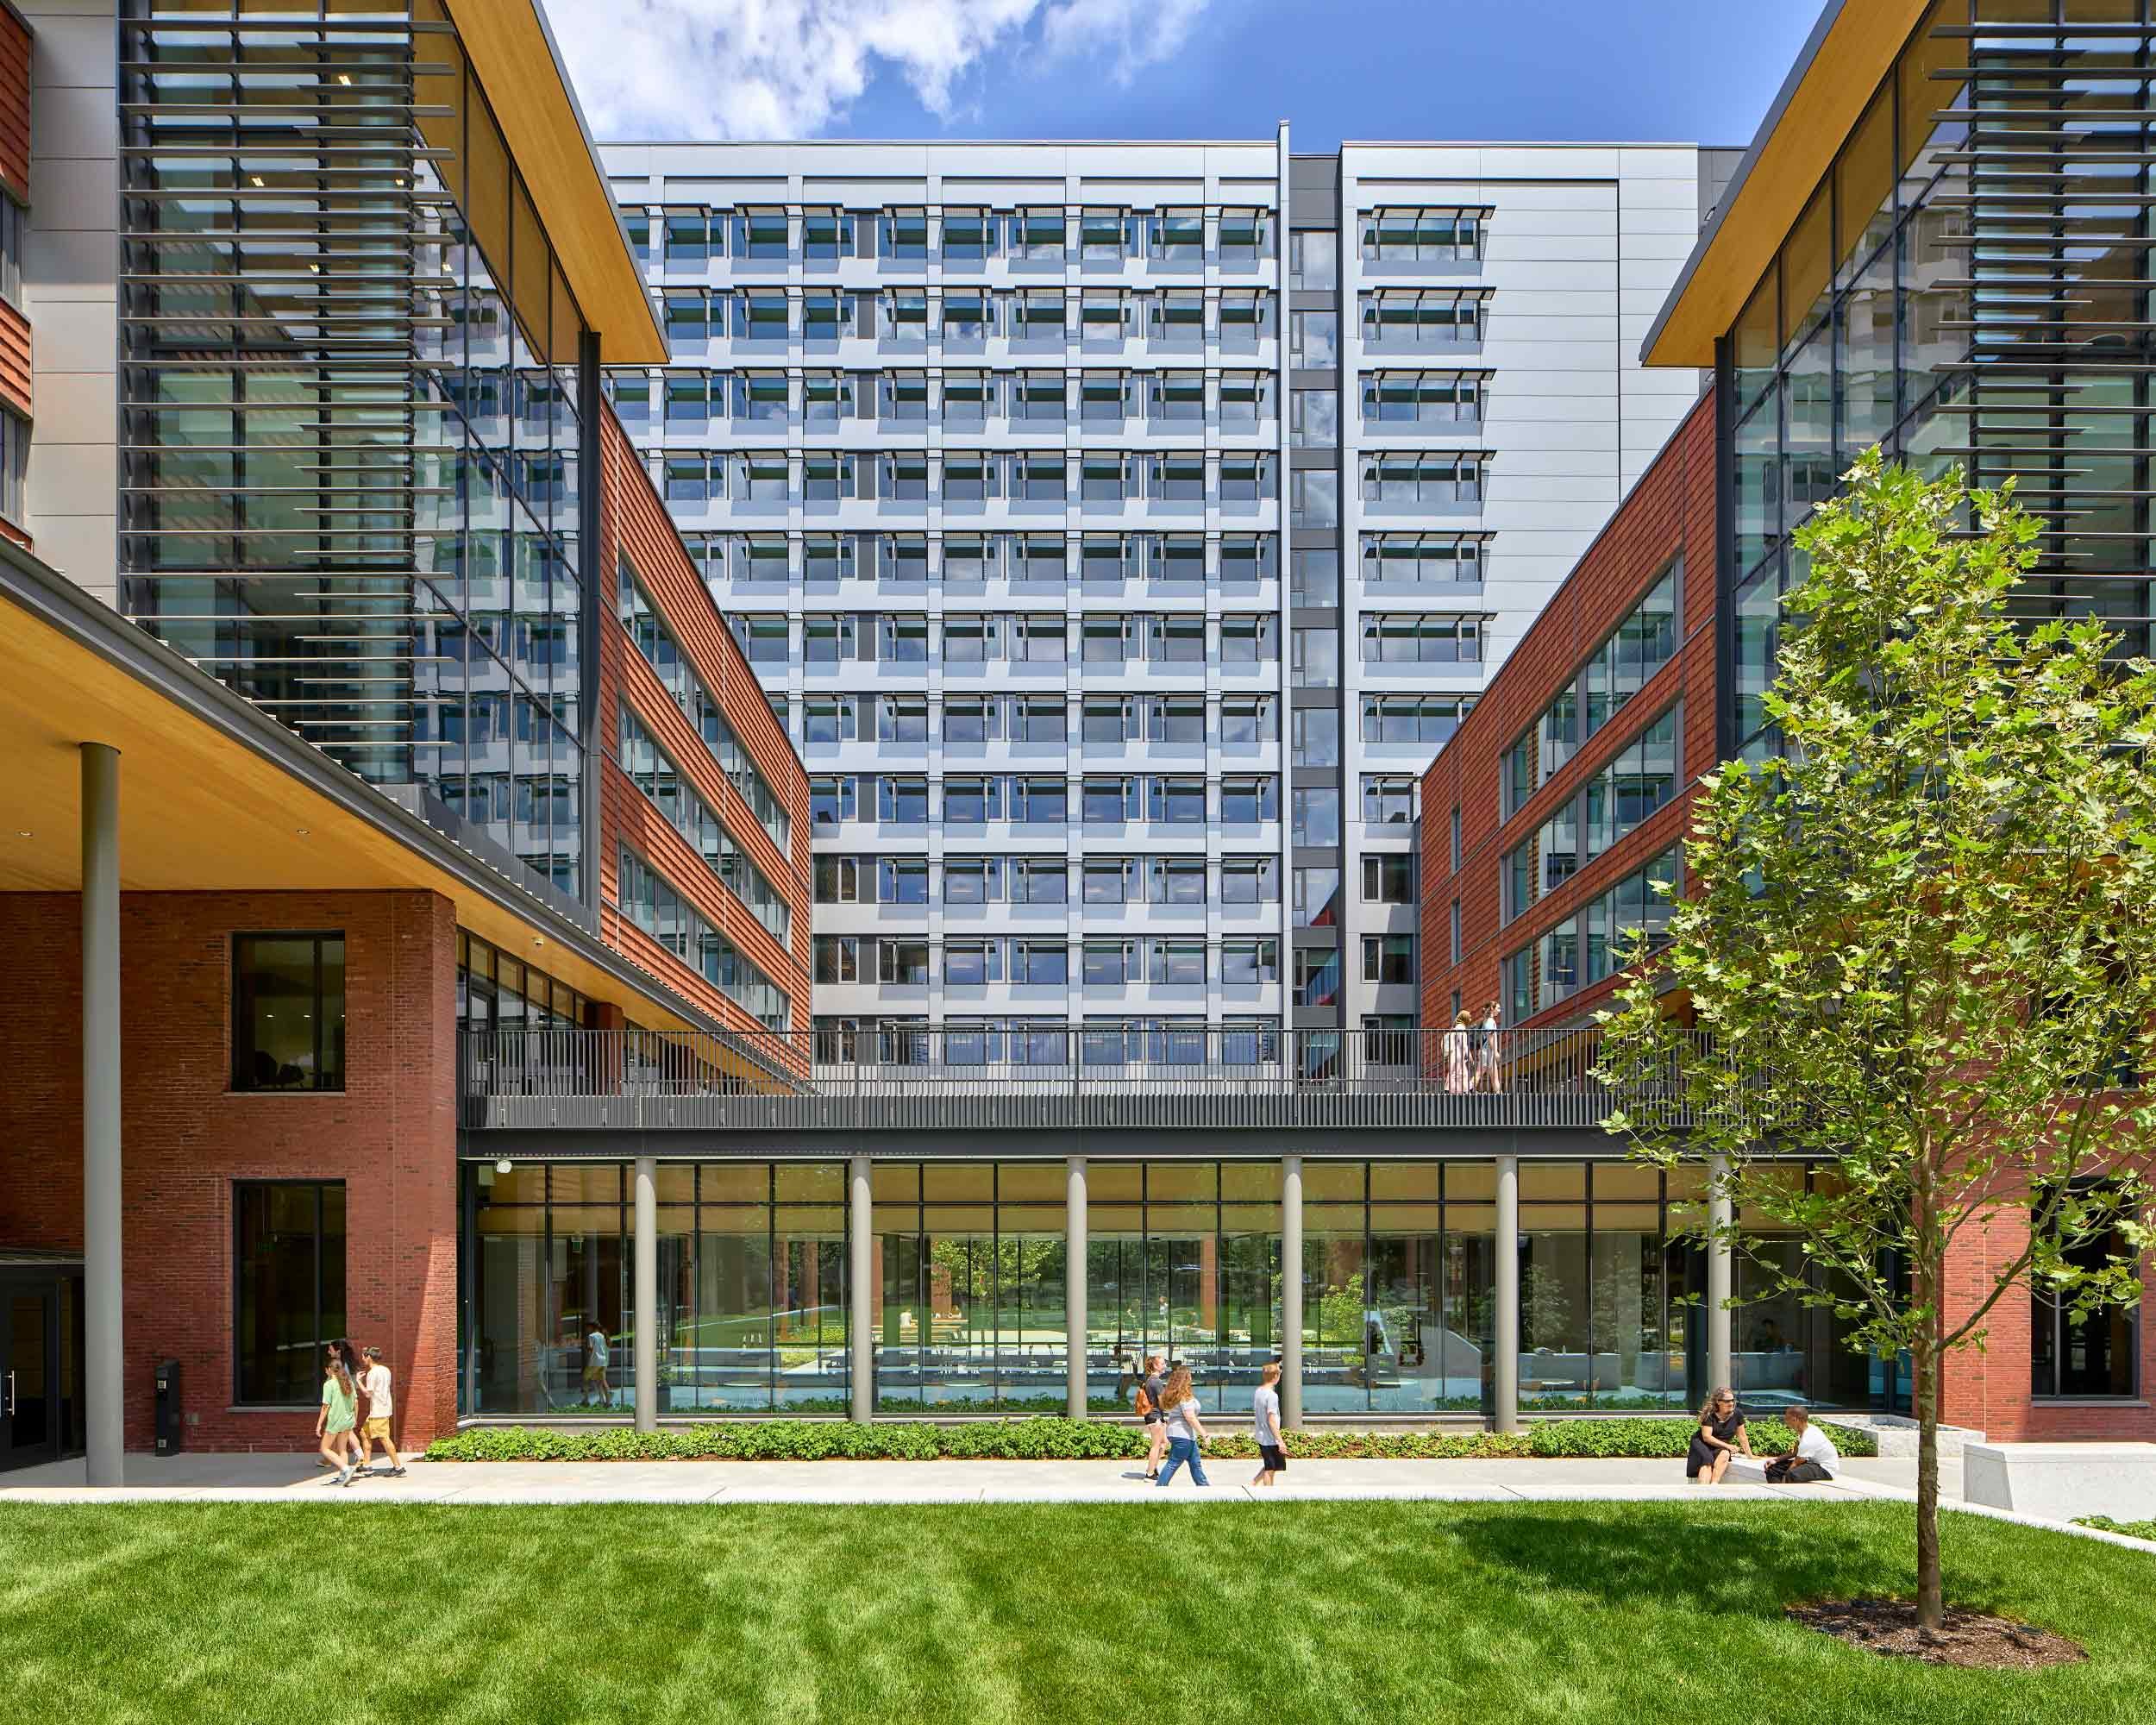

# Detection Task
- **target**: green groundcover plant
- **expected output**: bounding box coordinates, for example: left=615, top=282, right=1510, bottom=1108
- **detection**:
left=2074, top=1515, right=2156, bottom=1541
left=425, top=1414, right=1876, bottom=1465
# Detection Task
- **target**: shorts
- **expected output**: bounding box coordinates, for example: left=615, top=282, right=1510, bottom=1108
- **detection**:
left=583, top=1360, right=607, bottom=1383
left=363, top=1417, right=392, bottom=1441
left=1142, top=1410, right=1165, bottom=1426
left=1258, top=1444, right=1288, bottom=1472
left=325, top=1421, right=354, bottom=1438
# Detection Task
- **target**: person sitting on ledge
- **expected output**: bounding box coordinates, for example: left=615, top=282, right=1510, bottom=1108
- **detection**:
left=1686, top=1386, right=1750, bottom=1483
left=1763, top=1405, right=1839, bottom=1484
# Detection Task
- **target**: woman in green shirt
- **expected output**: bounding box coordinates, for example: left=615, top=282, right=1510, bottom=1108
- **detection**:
left=317, top=1348, right=359, bottom=1486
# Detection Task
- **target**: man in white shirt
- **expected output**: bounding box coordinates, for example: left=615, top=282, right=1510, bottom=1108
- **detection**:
left=1764, top=1406, right=1840, bottom=1484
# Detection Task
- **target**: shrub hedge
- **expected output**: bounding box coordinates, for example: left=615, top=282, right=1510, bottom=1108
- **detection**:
left=425, top=1415, right=1875, bottom=1465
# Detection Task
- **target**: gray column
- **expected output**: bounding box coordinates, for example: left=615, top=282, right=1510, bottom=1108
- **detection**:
left=632, top=1155, right=657, bottom=1433
left=1065, top=1157, right=1087, bottom=1420
left=1494, top=1153, right=1520, bottom=1435
left=849, top=1155, right=873, bottom=1421
left=81, top=743, right=123, bottom=1486
left=1707, top=1152, right=1733, bottom=1394
left=1280, top=1154, right=1303, bottom=1429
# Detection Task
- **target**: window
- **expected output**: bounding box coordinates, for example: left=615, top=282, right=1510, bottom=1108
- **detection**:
left=1450, top=805, right=1463, bottom=872
left=1150, top=856, right=1207, bottom=905
left=1362, top=934, right=1417, bottom=986
left=1153, top=209, right=1204, bottom=261
left=1509, top=565, right=1681, bottom=798
left=1290, top=469, right=1338, bottom=529
left=1294, top=945, right=1340, bottom=1008
left=879, top=939, right=931, bottom=986
left=1292, top=706, right=1338, bottom=768
left=1362, top=775, right=1417, bottom=825
left=878, top=696, right=928, bottom=743
left=1361, top=612, right=1482, bottom=664
left=617, top=846, right=789, bottom=1028
left=1220, top=775, right=1279, bottom=823
left=1085, top=938, right=1138, bottom=986
left=1221, top=938, right=1280, bottom=986
left=730, top=614, right=789, bottom=664
left=1084, top=856, right=1138, bottom=904
left=1362, top=453, right=1483, bottom=505
left=1294, top=786, right=1341, bottom=846
left=1290, top=310, right=1338, bottom=366
left=1290, top=547, right=1338, bottom=606
left=1013, top=941, right=1068, bottom=985
left=1450, top=900, right=1463, bottom=965
left=942, top=207, right=993, bottom=262
left=1011, top=857, right=1067, bottom=904
left=1221, top=856, right=1279, bottom=903
left=814, top=936, right=860, bottom=984
left=880, top=856, right=929, bottom=902
left=1291, top=388, right=1338, bottom=448
left=1219, top=695, right=1271, bottom=745
left=618, top=703, right=790, bottom=943
left=1363, top=534, right=1484, bottom=586
left=1363, top=854, right=1415, bottom=904
left=944, top=938, right=1004, bottom=986
left=2032, top=1186, right=2141, bottom=1398
left=814, top=856, right=865, bottom=903
left=233, top=1182, right=345, bottom=1404
left=1150, top=940, right=1207, bottom=986
left=1291, top=627, right=1338, bottom=688
left=1360, top=289, right=1485, bottom=346
left=1289, top=229, right=1336, bottom=290
left=943, top=695, right=1000, bottom=743
left=878, top=776, right=930, bottom=823
left=1294, top=866, right=1341, bottom=926
left=880, top=207, right=927, bottom=260
left=1502, top=848, right=1679, bottom=1016
left=1361, top=205, right=1485, bottom=261
left=944, top=856, right=1005, bottom=904
left=232, top=933, right=345, bottom=1091
left=1012, top=697, right=1066, bottom=743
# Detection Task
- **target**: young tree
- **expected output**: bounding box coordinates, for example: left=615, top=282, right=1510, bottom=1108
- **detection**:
left=1599, top=454, right=2156, bottom=1633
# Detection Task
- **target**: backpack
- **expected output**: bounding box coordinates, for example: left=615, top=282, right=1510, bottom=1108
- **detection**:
left=1133, top=1382, right=1154, bottom=1417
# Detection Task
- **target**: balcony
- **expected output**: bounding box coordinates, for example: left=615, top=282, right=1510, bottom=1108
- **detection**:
left=457, top=1025, right=1706, bottom=1141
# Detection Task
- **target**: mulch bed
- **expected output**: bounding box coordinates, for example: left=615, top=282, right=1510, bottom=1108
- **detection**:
left=1786, top=1597, right=2088, bottom=1669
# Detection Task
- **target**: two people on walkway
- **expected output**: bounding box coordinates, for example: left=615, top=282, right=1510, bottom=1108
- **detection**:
left=1441, top=1001, right=1504, bottom=1094
left=315, top=1339, right=406, bottom=1487
left=1136, top=1358, right=1289, bottom=1489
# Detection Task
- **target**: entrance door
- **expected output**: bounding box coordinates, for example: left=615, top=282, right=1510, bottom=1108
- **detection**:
left=2, top=1283, right=57, bottom=1471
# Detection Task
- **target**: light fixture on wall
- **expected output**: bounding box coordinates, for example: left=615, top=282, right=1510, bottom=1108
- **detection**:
left=496, top=1159, right=513, bottom=1176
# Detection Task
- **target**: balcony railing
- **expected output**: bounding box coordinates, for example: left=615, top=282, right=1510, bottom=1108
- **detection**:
left=459, top=1026, right=1705, bottom=1135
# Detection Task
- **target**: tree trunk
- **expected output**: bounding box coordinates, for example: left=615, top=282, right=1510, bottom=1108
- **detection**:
left=1914, top=1333, right=1943, bottom=1634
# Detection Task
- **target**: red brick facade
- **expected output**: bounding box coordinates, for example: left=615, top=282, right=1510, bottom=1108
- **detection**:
left=596, top=403, right=812, bottom=1058
left=1422, top=392, right=1718, bottom=1031
left=0, top=890, right=460, bottom=1452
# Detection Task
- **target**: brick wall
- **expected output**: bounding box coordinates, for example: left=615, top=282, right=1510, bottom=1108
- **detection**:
left=1940, top=1203, right=2155, bottom=1441
left=597, top=404, right=812, bottom=1057
left=1422, top=392, right=1717, bottom=1029
left=0, top=890, right=460, bottom=1452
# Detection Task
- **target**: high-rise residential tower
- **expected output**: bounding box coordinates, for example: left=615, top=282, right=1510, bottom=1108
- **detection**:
left=599, top=135, right=1733, bottom=1058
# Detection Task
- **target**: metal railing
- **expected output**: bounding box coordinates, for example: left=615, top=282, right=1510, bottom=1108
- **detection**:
left=459, top=1025, right=1706, bottom=1134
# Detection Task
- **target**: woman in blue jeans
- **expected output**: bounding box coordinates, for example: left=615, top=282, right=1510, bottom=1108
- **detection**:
left=1155, top=1366, right=1210, bottom=1488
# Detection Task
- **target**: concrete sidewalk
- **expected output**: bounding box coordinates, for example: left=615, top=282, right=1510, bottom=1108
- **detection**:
left=0, top=1450, right=1953, bottom=1507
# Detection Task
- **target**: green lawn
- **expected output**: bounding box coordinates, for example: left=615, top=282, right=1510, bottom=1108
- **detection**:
left=3, top=1502, right=2152, bottom=1723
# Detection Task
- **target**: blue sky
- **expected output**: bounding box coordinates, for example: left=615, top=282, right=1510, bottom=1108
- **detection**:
left=551, top=1, right=1825, bottom=154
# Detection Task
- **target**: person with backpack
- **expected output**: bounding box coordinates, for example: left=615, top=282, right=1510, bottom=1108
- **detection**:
left=1134, top=1354, right=1168, bottom=1479
left=1154, top=1366, right=1210, bottom=1488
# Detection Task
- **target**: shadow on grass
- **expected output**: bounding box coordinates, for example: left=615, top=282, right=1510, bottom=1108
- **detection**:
left=1447, top=1503, right=1916, bottom=1619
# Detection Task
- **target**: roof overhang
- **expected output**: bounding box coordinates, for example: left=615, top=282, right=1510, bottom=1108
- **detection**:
left=0, top=540, right=718, bottom=1039
left=442, top=0, right=667, bottom=364
left=1641, top=0, right=1929, bottom=367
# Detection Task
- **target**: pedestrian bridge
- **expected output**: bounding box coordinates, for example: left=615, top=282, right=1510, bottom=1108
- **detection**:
left=457, top=1025, right=1702, bottom=1157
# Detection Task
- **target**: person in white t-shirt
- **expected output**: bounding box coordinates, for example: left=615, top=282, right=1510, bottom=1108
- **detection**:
left=354, top=1345, right=406, bottom=1478
left=1764, top=1406, right=1839, bottom=1484
left=1250, top=1360, right=1287, bottom=1488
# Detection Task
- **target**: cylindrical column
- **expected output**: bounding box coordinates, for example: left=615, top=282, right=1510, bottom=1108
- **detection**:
left=1065, top=1157, right=1087, bottom=1419
left=632, top=1155, right=657, bottom=1433
left=1280, top=1154, right=1303, bottom=1428
left=1494, top=1153, right=1520, bottom=1435
left=849, top=1155, right=873, bottom=1421
left=1707, top=1152, right=1734, bottom=1395
left=81, top=743, right=123, bottom=1487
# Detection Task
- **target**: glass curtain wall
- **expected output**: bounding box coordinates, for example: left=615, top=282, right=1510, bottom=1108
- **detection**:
left=117, top=1, right=595, bottom=902
left=466, top=1163, right=849, bottom=1414
left=1727, top=0, right=2156, bottom=760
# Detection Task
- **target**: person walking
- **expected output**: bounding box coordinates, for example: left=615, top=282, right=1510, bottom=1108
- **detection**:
left=1686, top=1386, right=1751, bottom=1484
left=354, top=1345, right=406, bottom=1479
left=1440, top=1012, right=1472, bottom=1095
left=1135, top=1353, right=1169, bottom=1480
left=327, top=1337, right=366, bottom=1471
left=1154, top=1365, right=1210, bottom=1488
left=1475, top=1000, right=1504, bottom=1093
left=316, top=1346, right=359, bottom=1486
left=1250, top=1360, right=1287, bottom=1487
left=584, top=1321, right=612, bottom=1407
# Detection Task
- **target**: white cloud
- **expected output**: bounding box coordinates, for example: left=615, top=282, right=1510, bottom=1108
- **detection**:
left=544, top=0, right=1213, bottom=141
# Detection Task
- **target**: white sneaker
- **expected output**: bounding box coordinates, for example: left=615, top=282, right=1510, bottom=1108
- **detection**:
left=335, top=1467, right=354, bottom=1486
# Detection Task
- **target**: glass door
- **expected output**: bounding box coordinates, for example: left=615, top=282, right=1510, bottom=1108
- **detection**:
left=2, top=1283, right=56, bottom=1471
